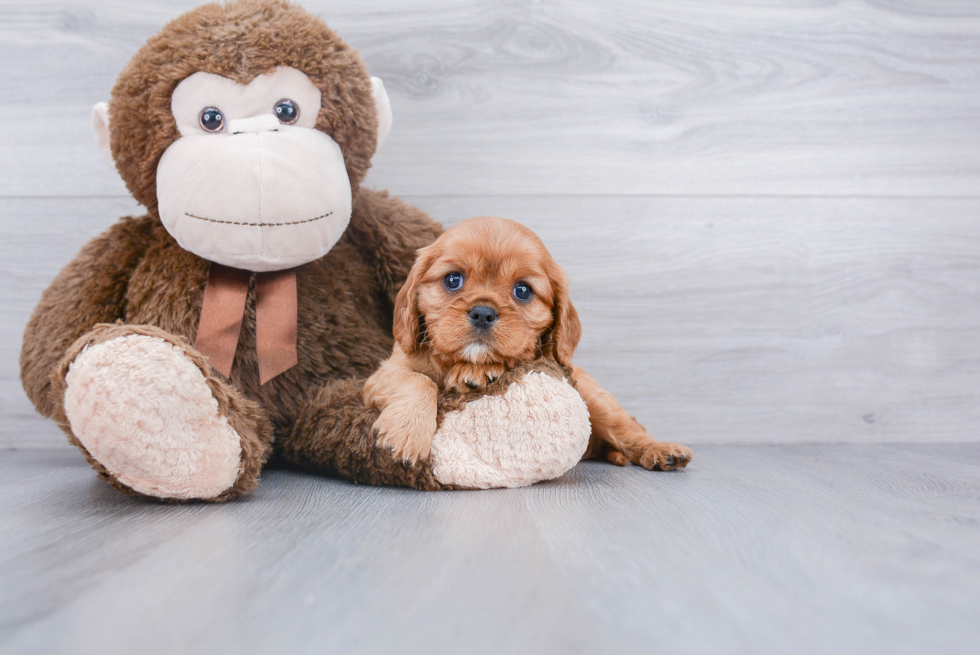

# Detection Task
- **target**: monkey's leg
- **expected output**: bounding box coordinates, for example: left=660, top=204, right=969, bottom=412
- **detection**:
left=52, top=323, right=274, bottom=502
left=277, top=378, right=447, bottom=491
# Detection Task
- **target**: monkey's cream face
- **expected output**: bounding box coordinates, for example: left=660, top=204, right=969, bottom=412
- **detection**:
left=155, top=67, right=353, bottom=272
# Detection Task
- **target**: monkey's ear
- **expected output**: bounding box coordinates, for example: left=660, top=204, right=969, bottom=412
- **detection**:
left=371, top=77, right=393, bottom=151
left=91, top=102, right=114, bottom=167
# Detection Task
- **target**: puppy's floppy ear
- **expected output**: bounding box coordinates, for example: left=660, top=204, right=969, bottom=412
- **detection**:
left=546, top=264, right=582, bottom=367
left=393, top=247, right=432, bottom=354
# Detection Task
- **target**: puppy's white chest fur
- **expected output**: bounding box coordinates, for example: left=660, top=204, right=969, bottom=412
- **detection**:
left=462, top=342, right=488, bottom=363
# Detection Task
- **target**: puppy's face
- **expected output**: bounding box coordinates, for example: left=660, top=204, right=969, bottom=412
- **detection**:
left=394, top=217, right=581, bottom=376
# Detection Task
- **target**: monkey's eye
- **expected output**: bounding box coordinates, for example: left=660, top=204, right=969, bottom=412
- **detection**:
left=199, top=107, right=225, bottom=133
left=274, top=99, right=299, bottom=125
left=513, top=281, right=533, bottom=301
left=443, top=272, right=464, bottom=291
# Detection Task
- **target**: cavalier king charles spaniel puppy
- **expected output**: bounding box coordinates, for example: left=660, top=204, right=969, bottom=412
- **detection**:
left=364, top=216, right=693, bottom=470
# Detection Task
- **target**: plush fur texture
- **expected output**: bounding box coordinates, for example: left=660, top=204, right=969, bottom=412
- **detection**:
left=430, top=361, right=591, bottom=489
left=49, top=323, right=273, bottom=502
left=282, top=358, right=585, bottom=491
left=64, top=334, right=245, bottom=499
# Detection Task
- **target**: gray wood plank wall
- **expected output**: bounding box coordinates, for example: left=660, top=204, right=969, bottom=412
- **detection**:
left=2, top=0, right=979, bottom=447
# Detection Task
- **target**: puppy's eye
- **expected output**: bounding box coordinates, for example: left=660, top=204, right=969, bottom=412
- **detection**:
left=444, top=272, right=464, bottom=291
left=274, top=99, right=299, bottom=125
left=513, top=281, right=533, bottom=301
left=199, top=107, right=225, bottom=133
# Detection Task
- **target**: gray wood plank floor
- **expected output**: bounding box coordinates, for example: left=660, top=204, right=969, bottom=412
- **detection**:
left=1, top=444, right=978, bottom=655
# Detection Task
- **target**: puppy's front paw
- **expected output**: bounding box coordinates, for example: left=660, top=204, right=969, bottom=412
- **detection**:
left=372, top=402, right=437, bottom=465
left=445, top=362, right=506, bottom=392
left=632, top=441, right=693, bottom=471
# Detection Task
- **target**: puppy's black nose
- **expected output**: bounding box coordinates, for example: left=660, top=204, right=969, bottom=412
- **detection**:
left=468, top=305, right=498, bottom=329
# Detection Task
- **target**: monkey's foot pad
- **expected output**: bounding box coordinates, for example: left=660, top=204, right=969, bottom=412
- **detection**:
left=63, top=334, right=243, bottom=500
left=430, top=359, right=592, bottom=489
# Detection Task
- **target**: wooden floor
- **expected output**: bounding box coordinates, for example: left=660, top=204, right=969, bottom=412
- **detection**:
left=1, top=444, right=978, bottom=655
left=2, top=1, right=979, bottom=653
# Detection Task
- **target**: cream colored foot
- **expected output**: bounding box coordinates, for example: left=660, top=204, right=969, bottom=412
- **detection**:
left=63, top=334, right=243, bottom=500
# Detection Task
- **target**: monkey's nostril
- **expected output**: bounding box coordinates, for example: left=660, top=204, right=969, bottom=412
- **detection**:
left=468, top=305, right=497, bottom=329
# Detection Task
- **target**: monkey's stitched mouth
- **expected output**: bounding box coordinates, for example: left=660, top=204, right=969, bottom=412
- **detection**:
left=184, top=211, right=333, bottom=227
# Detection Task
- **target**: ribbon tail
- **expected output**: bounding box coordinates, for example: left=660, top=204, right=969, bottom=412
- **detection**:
left=255, top=269, right=299, bottom=385
left=195, top=264, right=250, bottom=378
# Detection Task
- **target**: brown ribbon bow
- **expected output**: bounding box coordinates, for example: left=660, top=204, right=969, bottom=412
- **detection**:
left=194, top=263, right=298, bottom=385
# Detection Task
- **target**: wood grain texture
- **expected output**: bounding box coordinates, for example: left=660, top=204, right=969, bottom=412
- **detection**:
left=4, top=195, right=978, bottom=448
left=0, top=0, right=978, bottom=197
left=0, top=444, right=977, bottom=654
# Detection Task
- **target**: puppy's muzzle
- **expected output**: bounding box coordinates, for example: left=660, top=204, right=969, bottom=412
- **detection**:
left=468, top=305, right=497, bottom=331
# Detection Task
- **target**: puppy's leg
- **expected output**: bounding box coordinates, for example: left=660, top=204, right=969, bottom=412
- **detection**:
left=583, top=439, right=631, bottom=467
left=573, top=365, right=692, bottom=471
left=364, top=345, right=439, bottom=465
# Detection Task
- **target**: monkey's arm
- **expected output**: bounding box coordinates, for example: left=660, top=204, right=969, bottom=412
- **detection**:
left=20, top=215, right=155, bottom=417
left=346, top=187, right=444, bottom=307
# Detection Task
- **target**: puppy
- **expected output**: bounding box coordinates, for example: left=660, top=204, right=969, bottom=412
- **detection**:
left=364, top=216, right=693, bottom=471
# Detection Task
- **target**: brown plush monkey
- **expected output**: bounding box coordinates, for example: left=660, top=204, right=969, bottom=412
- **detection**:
left=20, top=0, right=455, bottom=500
